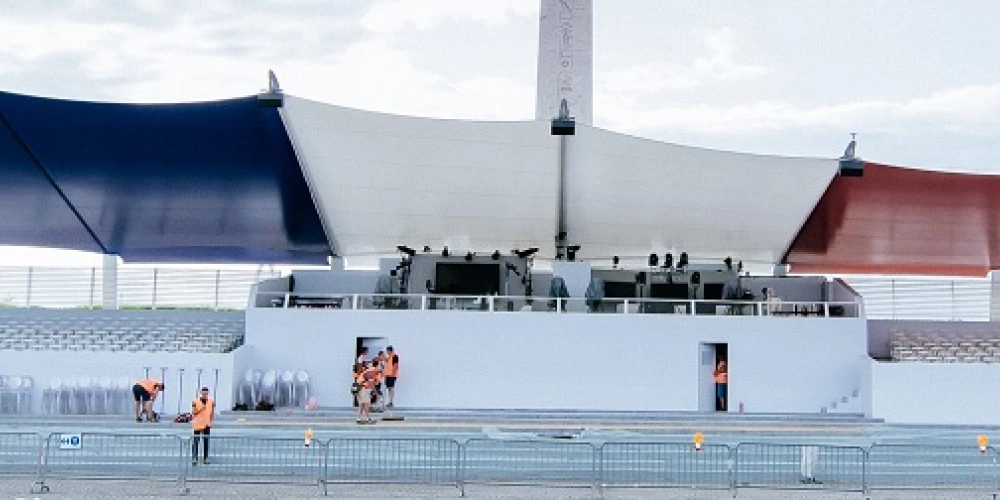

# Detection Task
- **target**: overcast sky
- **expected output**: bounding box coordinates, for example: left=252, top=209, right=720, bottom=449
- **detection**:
left=1, top=0, right=999, bottom=265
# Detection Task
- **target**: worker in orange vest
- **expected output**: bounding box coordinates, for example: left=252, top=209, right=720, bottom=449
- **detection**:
left=384, top=346, right=399, bottom=408
left=191, top=387, right=215, bottom=465
left=132, top=378, right=164, bottom=423
left=714, top=360, right=728, bottom=411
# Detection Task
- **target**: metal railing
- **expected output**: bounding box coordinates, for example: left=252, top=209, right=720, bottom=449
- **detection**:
left=256, top=292, right=865, bottom=318
left=0, top=266, right=991, bottom=320
left=2, top=432, right=998, bottom=497
left=0, top=266, right=282, bottom=310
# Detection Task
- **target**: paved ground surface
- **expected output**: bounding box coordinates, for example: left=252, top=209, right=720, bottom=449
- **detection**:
left=2, top=409, right=999, bottom=499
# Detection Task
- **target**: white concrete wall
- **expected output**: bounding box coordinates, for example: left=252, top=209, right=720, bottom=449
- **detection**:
left=245, top=308, right=866, bottom=412
left=0, top=350, right=235, bottom=415
left=869, top=359, right=1000, bottom=425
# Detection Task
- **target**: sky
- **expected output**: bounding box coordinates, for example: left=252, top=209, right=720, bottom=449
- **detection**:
left=1, top=0, right=999, bottom=265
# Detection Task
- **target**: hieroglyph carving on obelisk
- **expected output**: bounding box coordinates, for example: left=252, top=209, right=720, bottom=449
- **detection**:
left=535, top=0, right=593, bottom=125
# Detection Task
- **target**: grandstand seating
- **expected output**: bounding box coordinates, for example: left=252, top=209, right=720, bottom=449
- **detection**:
left=0, top=314, right=245, bottom=354
left=890, top=330, right=1000, bottom=363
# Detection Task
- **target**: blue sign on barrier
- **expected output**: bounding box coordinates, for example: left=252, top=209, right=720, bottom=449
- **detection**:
left=58, top=434, right=83, bottom=450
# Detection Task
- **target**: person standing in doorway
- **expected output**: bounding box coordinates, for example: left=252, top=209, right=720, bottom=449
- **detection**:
left=191, top=387, right=215, bottom=465
left=384, top=346, right=399, bottom=408
left=714, top=360, right=728, bottom=411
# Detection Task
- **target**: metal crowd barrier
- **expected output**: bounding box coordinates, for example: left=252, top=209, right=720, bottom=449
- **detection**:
left=866, top=443, right=999, bottom=494
left=184, top=436, right=326, bottom=494
left=462, top=438, right=598, bottom=491
left=33, top=432, right=185, bottom=494
left=0, top=432, right=42, bottom=477
left=599, top=441, right=732, bottom=492
left=3, top=434, right=1000, bottom=497
left=323, top=437, right=461, bottom=494
left=734, top=442, right=866, bottom=494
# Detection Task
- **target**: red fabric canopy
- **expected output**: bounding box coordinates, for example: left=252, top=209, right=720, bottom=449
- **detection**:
left=786, top=162, right=1000, bottom=277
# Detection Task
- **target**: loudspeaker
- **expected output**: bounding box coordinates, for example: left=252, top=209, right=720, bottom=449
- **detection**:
left=257, top=92, right=284, bottom=108
left=551, top=118, right=575, bottom=135
left=839, top=158, right=863, bottom=177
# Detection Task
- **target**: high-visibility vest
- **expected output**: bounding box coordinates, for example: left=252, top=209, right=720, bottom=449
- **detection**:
left=137, top=379, right=161, bottom=397
left=191, top=397, right=215, bottom=431
left=362, top=367, right=379, bottom=389
left=384, top=353, right=399, bottom=377
left=714, top=366, right=728, bottom=384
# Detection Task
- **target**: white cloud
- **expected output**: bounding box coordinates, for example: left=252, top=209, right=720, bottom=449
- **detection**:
left=694, top=27, right=768, bottom=81
left=598, top=27, right=767, bottom=95
left=361, top=0, right=536, bottom=34
left=597, top=84, right=1000, bottom=137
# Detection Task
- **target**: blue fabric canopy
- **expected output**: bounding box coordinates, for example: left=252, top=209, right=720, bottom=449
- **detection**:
left=0, top=90, right=329, bottom=263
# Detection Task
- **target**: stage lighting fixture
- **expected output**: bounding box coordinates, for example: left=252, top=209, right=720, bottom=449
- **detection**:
left=664, top=253, right=674, bottom=269
left=612, top=256, right=620, bottom=268
left=442, top=246, right=450, bottom=257
left=724, top=256, right=733, bottom=271
left=691, top=271, right=701, bottom=285
left=678, top=252, right=689, bottom=269
left=566, top=245, right=581, bottom=261
left=396, top=245, right=416, bottom=257
left=423, top=245, right=432, bottom=253
left=515, top=247, right=539, bottom=259
left=491, top=250, right=501, bottom=260
left=635, top=273, right=646, bottom=285
left=465, top=252, right=474, bottom=262
left=648, top=253, right=659, bottom=267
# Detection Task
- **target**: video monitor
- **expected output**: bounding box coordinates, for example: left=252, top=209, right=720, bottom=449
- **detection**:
left=649, top=282, right=689, bottom=300
left=603, top=281, right=636, bottom=298
left=434, top=262, right=501, bottom=296
left=703, top=283, right=725, bottom=300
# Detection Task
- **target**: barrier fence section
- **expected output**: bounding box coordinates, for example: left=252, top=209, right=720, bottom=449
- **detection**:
left=0, top=432, right=42, bottom=477
left=462, top=438, right=598, bottom=491
left=10, top=435, right=1000, bottom=497
left=34, top=432, right=185, bottom=494
left=600, top=441, right=732, bottom=492
left=324, top=438, right=461, bottom=495
left=866, top=444, right=999, bottom=494
left=734, top=442, right=866, bottom=494
left=184, top=436, right=325, bottom=494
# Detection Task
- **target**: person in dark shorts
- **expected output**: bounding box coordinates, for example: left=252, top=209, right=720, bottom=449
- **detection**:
left=384, top=346, right=399, bottom=408
left=133, top=378, right=164, bottom=422
left=191, top=387, right=215, bottom=465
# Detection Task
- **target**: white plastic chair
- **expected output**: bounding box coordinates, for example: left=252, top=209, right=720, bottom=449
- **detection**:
left=4, top=376, right=22, bottom=414
left=115, top=376, right=132, bottom=414
left=259, top=370, right=278, bottom=405
left=44, top=377, right=63, bottom=415
left=279, top=370, right=295, bottom=407
left=0, top=376, right=9, bottom=413
left=238, top=368, right=257, bottom=406
left=294, top=370, right=311, bottom=408
left=97, top=376, right=114, bottom=414
left=19, top=376, right=33, bottom=414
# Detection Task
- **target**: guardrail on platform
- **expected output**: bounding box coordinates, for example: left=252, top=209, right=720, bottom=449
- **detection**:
left=257, top=292, right=865, bottom=318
